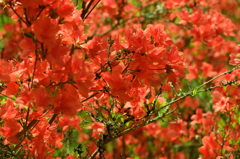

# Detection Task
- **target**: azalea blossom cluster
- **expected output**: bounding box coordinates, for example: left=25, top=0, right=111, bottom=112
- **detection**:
left=0, top=0, right=240, bottom=158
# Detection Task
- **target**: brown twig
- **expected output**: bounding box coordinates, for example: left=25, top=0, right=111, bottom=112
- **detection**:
left=81, top=92, right=99, bottom=103
left=30, top=56, right=38, bottom=89
left=8, top=2, right=29, bottom=26
left=48, top=113, right=59, bottom=125
left=16, top=119, right=39, bottom=139
left=84, top=0, right=101, bottom=19
left=81, top=0, right=95, bottom=19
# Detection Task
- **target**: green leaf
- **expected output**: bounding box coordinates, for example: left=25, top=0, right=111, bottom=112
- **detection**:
left=174, top=17, right=180, bottom=24
left=232, top=122, right=237, bottom=129
left=125, top=121, right=131, bottom=127
left=120, top=118, right=124, bottom=123
left=11, top=95, right=16, bottom=101
left=153, top=98, right=166, bottom=109
left=1, top=96, right=7, bottom=106
left=237, top=138, right=240, bottom=144
left=158, top=102, right=168, bottom=116
left=111, top=111, right=116, bottom=118
left=22, top=28, right=34, bottom=39
left=192, top=89, right=197, bottom=96
left=237, top=116, right=240, bottom=125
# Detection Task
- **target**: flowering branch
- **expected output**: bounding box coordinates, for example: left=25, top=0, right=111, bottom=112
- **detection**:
left=89, top=65, right=240, bottom=158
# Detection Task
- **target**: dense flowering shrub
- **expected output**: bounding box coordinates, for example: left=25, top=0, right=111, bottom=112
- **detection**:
left=0, top=0, right=240, bottom=158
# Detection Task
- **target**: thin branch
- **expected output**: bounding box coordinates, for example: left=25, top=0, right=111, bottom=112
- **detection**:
left=84, top=0, right=101, bottom=19
left=30, top=56, right=38, bottom=89
left=34, top=7, right=45, bottom=20
left=81, top=92, right=99, bottom=103
left=16, top=119, right=39, bottom=139
left=8, top=2, right=28, bottom=26
left=0, top=93, right=13, bottom=100
left=196, top=65, right=240, bottom=91
left=23, top=8, right=31, bottom=26
left=81, top=0, right=95, bottom=19
left=82, top=1, right=86, bottom=11
left=48, top=113, right=59, bottom=125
